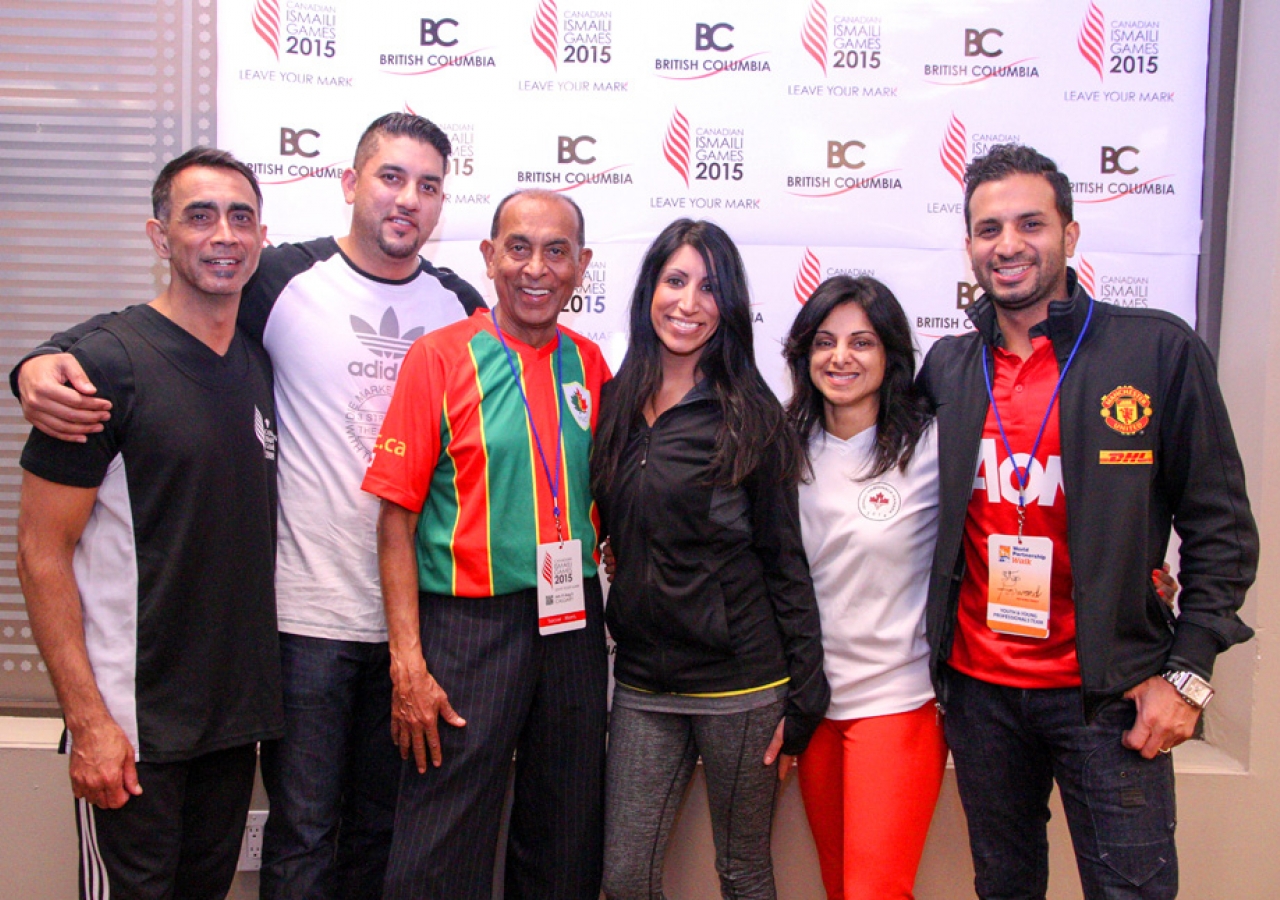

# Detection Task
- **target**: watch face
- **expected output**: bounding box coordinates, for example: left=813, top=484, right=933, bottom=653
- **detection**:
left=1167, top=671, right=1213, bottom=708
left=1183, top=678, right=1214, bottom=707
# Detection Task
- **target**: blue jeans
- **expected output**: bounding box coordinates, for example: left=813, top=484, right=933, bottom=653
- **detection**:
left=943, top=668, right=1177, bottom=900
left=260, top=633, right=400, bottom=900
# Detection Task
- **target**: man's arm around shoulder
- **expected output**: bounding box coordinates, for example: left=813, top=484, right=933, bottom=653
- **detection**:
left=11, top=315, right=121, bottom=442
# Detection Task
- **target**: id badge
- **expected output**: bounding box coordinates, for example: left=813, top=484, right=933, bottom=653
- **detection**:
left=986, top=534, right=1053, bottom=639
left=537, top=539, right=586, bottom=635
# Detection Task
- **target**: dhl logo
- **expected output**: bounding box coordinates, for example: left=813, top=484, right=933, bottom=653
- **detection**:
left=1099, top=450, right=1153, bottom=465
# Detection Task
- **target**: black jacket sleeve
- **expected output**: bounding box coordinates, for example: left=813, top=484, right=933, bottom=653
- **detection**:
left=746, top=440, right=830, bottom=755
left=1157, top=331, right=1257, bottom=678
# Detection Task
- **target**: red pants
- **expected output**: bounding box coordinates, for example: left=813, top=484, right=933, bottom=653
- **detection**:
left=798, top=701, right=948, bottom=900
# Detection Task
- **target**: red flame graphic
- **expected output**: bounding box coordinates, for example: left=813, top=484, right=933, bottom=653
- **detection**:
left=251, top=0, right=280, bottom=61
left=1078, top=2, right=1105, bottom=81
left=794, top=249, right=821, bottom=305
left=532, top=0, right=558, bottom=71
left=940, top=114, right=968, bottom=187
left=801, top=0, right=828, bottom=76
left=663, top=108, right=691, bottom=188
left=1078, top=257, right=1097, bottom=296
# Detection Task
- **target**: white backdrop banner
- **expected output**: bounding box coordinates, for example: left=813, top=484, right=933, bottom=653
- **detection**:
left=218, top=0, right=1207, bottom=390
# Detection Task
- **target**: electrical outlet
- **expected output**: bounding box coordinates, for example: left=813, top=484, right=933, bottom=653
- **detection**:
left=237, top=810, right=269, bottom=871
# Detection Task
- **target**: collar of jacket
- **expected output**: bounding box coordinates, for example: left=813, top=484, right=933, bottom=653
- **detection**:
left=659, top=376, right=715, bottom=415
left=965, top=267, right=1095, bottom=367
left=631, top=376, right=715, bottom=429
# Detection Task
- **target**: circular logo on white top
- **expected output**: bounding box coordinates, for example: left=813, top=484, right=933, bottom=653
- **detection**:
left=858, top=482, right=901, bottom=521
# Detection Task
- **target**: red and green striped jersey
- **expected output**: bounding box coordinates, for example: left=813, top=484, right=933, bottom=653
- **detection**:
left=362, top=311, right=610, bottom=597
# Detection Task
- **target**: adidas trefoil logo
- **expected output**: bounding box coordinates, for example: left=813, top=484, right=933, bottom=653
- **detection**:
left=350, top=308, right=425, bottom=359
left=255, top=406, right=278, bottom=460
left=348, top=309, right=422, bottom=378
left=349, top=308, right=425, bottom=381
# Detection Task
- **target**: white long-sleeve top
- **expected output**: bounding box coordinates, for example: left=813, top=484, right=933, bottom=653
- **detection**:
left=798, top=423, right=939, bottom=720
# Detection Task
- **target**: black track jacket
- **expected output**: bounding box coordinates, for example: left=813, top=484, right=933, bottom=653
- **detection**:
left=919, top=270, right=1257, bottom=719
left=595, top=380, right=829, bottom=754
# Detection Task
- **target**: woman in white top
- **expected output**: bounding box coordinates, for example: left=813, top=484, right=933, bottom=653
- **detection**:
left=782, top=276, right=1179, bottom=900
left=783, top=275, right=945, bottom=900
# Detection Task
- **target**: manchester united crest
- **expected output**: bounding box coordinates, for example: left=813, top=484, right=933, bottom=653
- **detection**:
left=1100, top=385, right=1153, bottom=436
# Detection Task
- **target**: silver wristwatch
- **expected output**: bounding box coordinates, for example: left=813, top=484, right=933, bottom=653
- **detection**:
left=1162, top=670, right=1214, bottom=709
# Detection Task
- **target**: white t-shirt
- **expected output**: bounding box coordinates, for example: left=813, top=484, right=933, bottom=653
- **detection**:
left=797, top=423, right=940, bottom=719
left=249, top=239, right=481, bottom=641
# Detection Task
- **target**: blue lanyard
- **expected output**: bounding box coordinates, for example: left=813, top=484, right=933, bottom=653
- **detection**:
left=980, top=298, right=1093, bottom=540
left=492, top=313, right=566, bottom=543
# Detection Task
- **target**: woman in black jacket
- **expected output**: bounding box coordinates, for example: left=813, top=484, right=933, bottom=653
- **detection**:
left=591, top=219, right=829, bottom=900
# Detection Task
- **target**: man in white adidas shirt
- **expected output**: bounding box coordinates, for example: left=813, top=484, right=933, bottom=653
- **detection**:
left=14, top=113, right=486, bottom=900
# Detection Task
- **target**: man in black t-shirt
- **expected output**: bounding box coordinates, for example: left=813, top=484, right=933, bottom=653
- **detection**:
left=11, top=115, right=487, bottom=900
left=16, top=148, right=283, bottom=900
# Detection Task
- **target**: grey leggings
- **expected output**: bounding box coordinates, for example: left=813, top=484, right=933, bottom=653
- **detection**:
left=602, top=698, right=786, bottom=900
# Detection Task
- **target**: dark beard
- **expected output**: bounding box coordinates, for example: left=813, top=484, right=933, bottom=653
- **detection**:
left=376, top=232, right=420, bottom=260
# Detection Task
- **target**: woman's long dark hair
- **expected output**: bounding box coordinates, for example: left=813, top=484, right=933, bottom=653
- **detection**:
left=592, top=219, right=801, bottom=494
left=783, top=275, right=932, bottom=481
